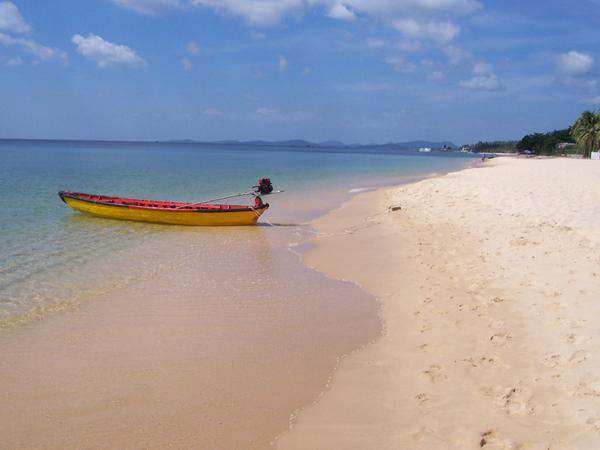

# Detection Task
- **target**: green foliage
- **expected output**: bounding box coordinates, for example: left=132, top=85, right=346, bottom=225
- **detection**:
left=516, top=128, right=576, bottom=155
left=468, top=111, right=600, bottom=157
left=470, top=141, right=517, bottom=153
left=572, top=111, right=600, bottom=159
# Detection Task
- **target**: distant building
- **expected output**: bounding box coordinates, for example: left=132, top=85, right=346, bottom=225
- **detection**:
left=556, top=142, right=576, bottom=150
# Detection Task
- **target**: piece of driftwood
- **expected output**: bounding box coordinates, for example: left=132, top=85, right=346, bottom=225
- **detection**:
left=388, top=205, right=402, bottom=212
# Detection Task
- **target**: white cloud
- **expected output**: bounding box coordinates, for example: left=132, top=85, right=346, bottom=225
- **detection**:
left=367, top=38, right=387, bottom=49
left=0, top=1, right=30, bottom=33
left=0, top=32, right=67, bottom=62
left=5, top=54, right=22, bottom=66
left=113, top=0, right=481, bottom=21
left=278, top=55, right=288, bottom=71
left=72, top=33, right=146, bottom=68
left=563, top=77, right=597, bottom=92
left=368, top=36, right=422, bottom=51
left=428, top=69, right=445, bottom=80
left=460, top=73, right=503, bottom=91
left=253, top=107, right=314, bottom=123
left=186, top=41, right=200, bottom=54
left=384, top=55, right=416, bottom=73
left=392, top=18, right=460, bottom=44
left=473, top=61, right=492, bottom=75
left=341, top=0, right=481, bottom=16
left=110, top=0, right=182, bottom=15
left=397, top=39, right=422, bottom=51
left=444, top=45, right=470, bottom=65
left=183, top=0, right=480, bottom=26
left=557, top=51, right=593, bottom=76
left=460, top=60, right=503, bottom=90
left=328, top=2, right=355, bottom=20
left=460, top=61, right=503, bottom=90
left=191, top=0, right=304, bottom=26
left=180, top=57, right=192, bottom=70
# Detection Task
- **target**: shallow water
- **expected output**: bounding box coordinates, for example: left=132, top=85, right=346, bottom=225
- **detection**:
left=0, top=139, right=475, bottom=325
left=0, top=139, right=476, bottom=447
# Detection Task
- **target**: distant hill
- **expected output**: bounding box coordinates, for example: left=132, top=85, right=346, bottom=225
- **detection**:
left=160, top=139, right=457, bottom=150
left=377, top=140, right=457, bottom=149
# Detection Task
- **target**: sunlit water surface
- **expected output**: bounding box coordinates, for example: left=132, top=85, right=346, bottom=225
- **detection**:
left=0, top=139, right=478, bottom=447
left=0, top=139, right=476, bottom=325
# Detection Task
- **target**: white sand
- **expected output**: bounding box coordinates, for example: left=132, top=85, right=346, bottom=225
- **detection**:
left=278, top=157, right=600, bottom=449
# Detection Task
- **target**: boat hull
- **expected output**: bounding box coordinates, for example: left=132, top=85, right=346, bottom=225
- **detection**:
left=61, top=195, right=268, bottom=226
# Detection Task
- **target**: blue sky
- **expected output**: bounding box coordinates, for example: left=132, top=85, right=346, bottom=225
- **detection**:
left=0, top=0, right=599, bottom=144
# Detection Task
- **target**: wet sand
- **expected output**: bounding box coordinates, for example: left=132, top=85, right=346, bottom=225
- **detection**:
left=278, top=157, right=600, bottom=449
left=0, top=226, right=380, bottom=448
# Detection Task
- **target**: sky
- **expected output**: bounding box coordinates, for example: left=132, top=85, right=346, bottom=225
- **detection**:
left=0, top=0, right=599, bottom=145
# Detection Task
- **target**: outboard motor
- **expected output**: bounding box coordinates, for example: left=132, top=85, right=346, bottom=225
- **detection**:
left=254, top=178, right=273, bottom=196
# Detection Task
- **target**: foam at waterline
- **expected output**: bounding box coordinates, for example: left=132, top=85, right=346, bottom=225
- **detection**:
left=348, top=187, right=372, bottom=194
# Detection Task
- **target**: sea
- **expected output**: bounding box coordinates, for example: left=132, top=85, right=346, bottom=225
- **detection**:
left=0, top=139, right=477, bottom=447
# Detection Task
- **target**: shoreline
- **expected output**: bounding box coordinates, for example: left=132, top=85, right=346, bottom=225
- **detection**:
left=278, top=156, right=600, bottom=449
left=0, top=156, right=477, bottom=448
left=0, top=189, right=382, bottom=449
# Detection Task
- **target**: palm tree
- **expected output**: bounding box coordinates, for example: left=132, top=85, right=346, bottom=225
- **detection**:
left=572, top=110, right=600, bottom=159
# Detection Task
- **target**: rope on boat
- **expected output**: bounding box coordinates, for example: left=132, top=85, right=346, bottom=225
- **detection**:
left=174, top=190, right=284, bottom=210
left=173, top=191, right=254, bottom=210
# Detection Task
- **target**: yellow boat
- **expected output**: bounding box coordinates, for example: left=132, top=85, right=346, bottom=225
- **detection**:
left=58, top=179, right=274, bottom=226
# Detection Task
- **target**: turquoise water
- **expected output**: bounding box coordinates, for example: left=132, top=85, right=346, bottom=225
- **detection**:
left=0, top=139, right=476, bottom=325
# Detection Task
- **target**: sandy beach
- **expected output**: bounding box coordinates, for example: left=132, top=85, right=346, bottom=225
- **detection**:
left=279, top=157, right=600, bottom=449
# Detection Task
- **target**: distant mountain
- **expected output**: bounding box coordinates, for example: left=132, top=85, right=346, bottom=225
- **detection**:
left=319, top=140, right=346, bottom=148
left=244, top=139, right=316, bottom=147
left=377, top=140, right=458, bottom=149
left=158, top=138, right=457, bottom=150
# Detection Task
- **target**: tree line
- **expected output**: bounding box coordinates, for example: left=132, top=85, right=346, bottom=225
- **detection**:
left=469, top=110, right=600, bottom=158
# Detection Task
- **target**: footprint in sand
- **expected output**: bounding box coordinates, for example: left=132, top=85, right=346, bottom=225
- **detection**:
left=421, top=364, right=447, bottom=383
left=569, top=350, right=588, bottom=364
left=556, top=317, right=587, bottom=329
left=479, top=430, right=549, bottom=449
left=488, top=319, right=505, bottom=329
left=418, top=343, right=432, bottom=352
left=502, top=386, right=536, bottom=416
left=564, top=333, right=591, bottom=346
left=543, top=350, right=588, bottom=368
left=479, top=430, right=516, bottom=449
left=571, top=382, right=600, bottom=398
left=543, top=354, right=564, bottom=368
left=509, top=237, right=529, bottom=246
left=415, top=392, right=429, bottom=406
left=461, top=356, right=507, bottom=370
left=490, top=332, right=513, bottom=347
left=479, top=385, right=536, bottom=416
left=586, top=417, right=600, bottom=432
